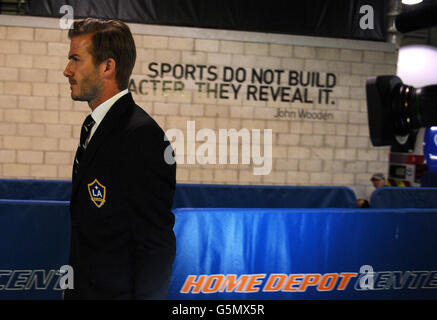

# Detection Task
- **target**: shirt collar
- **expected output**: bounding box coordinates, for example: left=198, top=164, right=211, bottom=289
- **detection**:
left=90, top=89, right=129, bottom=126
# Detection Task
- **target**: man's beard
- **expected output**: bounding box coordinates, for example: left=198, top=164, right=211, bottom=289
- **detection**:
left=71, top=72, right=102, bottom=102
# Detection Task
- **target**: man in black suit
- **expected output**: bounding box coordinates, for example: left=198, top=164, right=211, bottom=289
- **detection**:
left=62, top=18, right=176, bottom=299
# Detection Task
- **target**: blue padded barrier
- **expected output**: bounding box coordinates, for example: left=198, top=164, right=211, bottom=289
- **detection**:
left=1, top=203, right=437, bottom=299
left=173, top=184, right=357, bottom=208
left=0, top=199, right=70, bottom=300
left=169, top=208, right=437, bottom=300
left=0, top=179, right=358, bottom=209
left=0, top=179, right=71, bottom=201
left=2, top=179, right=437, bottom=300
left=370, top=187, right=437, bottom=208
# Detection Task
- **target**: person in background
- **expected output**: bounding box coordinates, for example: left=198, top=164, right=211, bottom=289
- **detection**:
left=370, top=172, right=387, bottom=189
left=357, top=173, right=389, bottom=208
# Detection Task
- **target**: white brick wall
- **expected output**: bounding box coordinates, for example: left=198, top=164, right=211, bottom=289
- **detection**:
left=0, top=17, right=396, bottom=201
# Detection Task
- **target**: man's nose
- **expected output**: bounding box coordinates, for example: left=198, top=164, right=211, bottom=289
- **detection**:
left=63, top=61, right=72, bottom=78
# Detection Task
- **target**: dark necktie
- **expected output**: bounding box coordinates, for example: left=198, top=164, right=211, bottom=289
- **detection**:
left=73, top=114, right=95, bottom=178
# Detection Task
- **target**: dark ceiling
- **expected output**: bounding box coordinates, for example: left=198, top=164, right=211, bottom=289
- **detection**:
left=0, top=0, right=436, bottom=47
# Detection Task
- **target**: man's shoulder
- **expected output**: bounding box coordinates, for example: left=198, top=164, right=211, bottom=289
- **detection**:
left=131, top=104, right=162, bottom=130
left=112, top=93, right=167, bottom=145
left=120, top=99, right=165, bottom=140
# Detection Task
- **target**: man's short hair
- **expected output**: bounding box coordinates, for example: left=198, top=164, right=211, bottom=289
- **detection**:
left=68, top=18, right=136, bottom=90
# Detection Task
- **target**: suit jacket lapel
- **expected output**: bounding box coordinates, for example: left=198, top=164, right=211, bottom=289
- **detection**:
left=71, top=93, right=133, bottom=201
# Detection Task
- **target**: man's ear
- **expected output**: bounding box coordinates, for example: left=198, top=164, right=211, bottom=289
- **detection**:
left=102, top=58, right=116, bottom=78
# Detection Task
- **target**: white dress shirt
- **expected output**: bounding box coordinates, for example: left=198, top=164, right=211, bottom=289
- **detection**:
left=88, top=89, right=129, bottom=142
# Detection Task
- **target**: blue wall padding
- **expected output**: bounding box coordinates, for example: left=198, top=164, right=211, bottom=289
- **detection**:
left=371, top=187, right=437, bottom=208
left=0, top=179, right=358, bottom=209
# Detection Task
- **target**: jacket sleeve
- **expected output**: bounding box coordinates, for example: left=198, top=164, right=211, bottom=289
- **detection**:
left=121, top=120, right=176, bottom=299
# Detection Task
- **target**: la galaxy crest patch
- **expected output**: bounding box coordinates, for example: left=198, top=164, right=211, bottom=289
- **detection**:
left=87, top=179, right=106, bottom=208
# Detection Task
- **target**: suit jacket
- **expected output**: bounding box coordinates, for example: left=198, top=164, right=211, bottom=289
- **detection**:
left=64, top=92, right=176, bottom=300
